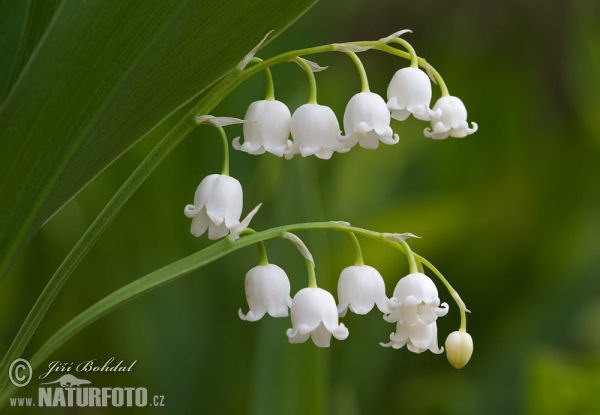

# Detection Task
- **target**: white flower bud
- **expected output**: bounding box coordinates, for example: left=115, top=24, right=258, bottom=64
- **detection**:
left=445, top=330, right=473, bottom=369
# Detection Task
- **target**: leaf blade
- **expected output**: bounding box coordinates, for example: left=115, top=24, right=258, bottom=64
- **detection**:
left=0, top=0, right=316, bottom=279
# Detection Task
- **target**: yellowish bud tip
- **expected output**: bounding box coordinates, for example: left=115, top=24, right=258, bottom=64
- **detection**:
left=445, top=331, right=473, bottom=369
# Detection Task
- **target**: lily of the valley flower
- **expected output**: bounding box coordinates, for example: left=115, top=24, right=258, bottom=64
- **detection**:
left=424, top=96, right=478, bottom=139
left=337, top=265, right=390, bottom=316
left=288, top=103, right=350, bottom=160
left=286, top=287, right=349, bottom=347
left=232, top=100, right=293, bottom=157
left=341, top=92, right=399, bottom=149
left=387, top=67, right=440, bottom=121
left=381, top=272, right=448, bottom=354
left=381, top=321, right=444, bottom=354
left=238, top=264, right=292, bottom=321
left=184, top=174, right=243, bottom=240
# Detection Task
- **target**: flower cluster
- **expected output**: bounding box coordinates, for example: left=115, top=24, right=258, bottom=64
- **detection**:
left=238, top=259, right=456, bottom=358
left=233, top=56, right=476, bottom=160
left=180, top=32, right=475, bottom=368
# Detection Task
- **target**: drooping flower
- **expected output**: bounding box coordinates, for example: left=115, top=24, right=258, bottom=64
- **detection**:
left=340, top=92, right=399, bottom=150
left=381, top=272, right=448, bottom=354
left=184, top=174, right=243, bottom=240
left=381, top=321, right=444, bottom=354
left=288, top=103, right=350, bottom=160
left=238, top=264, right=292, bottom=321
left=286, top=287, right=349, bottom=347
left=337, top=265, right=390, bottom=316
left=232, top=100, right=293, bottom=157
left=387, top=67, right=440, bottom=121
left=445, top=330, right=474, bottom=369
left=424, top=96, right=478, bottom=139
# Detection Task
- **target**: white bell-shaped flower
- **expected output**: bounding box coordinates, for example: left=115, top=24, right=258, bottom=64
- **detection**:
left=341, top=92, right=399, bottom=149
left=286, top=287, right=349, bottom=347
left=424, top=96, right=478, bottom=139
left=382, top=273, right=448, bottom=354
left=381, top=321, right=444, bottom=354
left=232, top=100, right=292, bottom=157
left=238, top=264, right=292, bottom=321
left=387, top=67, right=441, bottom=121
left=184, top=174, right=243, bottom=240
left=288, top=103, right=350, bottom=160
left=384, top=272, right=449, bottom=325
left=337, top=265, right=390, bottom=316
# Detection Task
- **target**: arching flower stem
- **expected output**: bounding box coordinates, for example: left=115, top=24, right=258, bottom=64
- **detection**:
left=257, top=242, right=269, bottom=266
left=345, top=231, right=364, bottom=266
left=294, top=57, right=318, bottom=104
left=395, top=238, right=418, bottom=274
left=306, top=259, right=317, bottom=288
left=217, top=127, right=230, bottom=176
left=386, top=37, right=419, bottom=69
left=248, top=57, right=275, bottom=100
left=345, top=52, right=370, bottom=93
left=412, top=254, right=468, bottom=331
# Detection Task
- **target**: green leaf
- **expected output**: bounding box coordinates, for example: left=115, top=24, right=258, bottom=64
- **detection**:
left=0, top=0, right=316, bottom=280
left=0, top=0, right=28, bottom=101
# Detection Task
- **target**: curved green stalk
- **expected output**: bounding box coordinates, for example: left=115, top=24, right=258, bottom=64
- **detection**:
left=387, top=37, right=419, bottom=68
left=395, top=238, right=417, bottom=274
left=414, top=254, right=467, bottom=330
left=217, top=127, right=230, bottom=176
left=345, top=52, right=369, bottom=92
left=294, top=57, right=318, bottom=104
left=306, top=259, right=317, bottom=288
left=263, top=67, right=275, bottom=100
left=0, top=221, right=447, bottom=407
left=345, top=231, right=364, bottom=266
left=257, top=241, right=269, bottom=265
left=248, top=57, right=275, bottom=100
left=0, top=38, right=431, bottom=394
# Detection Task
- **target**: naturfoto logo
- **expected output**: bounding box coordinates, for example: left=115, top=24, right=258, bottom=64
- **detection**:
left=8, top=358, right=165, bottom=409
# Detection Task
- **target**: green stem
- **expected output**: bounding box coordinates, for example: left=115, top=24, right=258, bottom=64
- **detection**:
left=294, top=57, right=318, bottom=104
left=257, top=241, right=269, bottom=265
left=395, top=238, right=418, bottom=274
left=345, top=232, right=364, bottom=266
left=0, top=38, right=429, bottom=395
left=345, top=52, right=369, bottom=92
left=306, top=259, right=317, bottom=288
left=264, top=67, right=275, bottom=100
left=414, top=254, right=467, bottom=331
left=248, top=57, right=275, bottom=100
left=0, top=221, right=444, bottom=407
left=459, top=307, right=467, bottom=332
left=387, top=37, right=419, bottom=68
left=217, top=127, right=230, bottom=176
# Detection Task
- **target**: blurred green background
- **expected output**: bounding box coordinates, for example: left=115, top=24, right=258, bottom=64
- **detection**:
left=2, top=0, right=600, bottom=413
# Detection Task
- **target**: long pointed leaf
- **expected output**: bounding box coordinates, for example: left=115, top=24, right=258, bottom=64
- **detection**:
left=0, top=0, right=316, bottom=280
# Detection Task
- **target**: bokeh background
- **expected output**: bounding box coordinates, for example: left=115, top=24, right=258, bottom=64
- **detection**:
left=2, top=0, right=600, bottom=413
